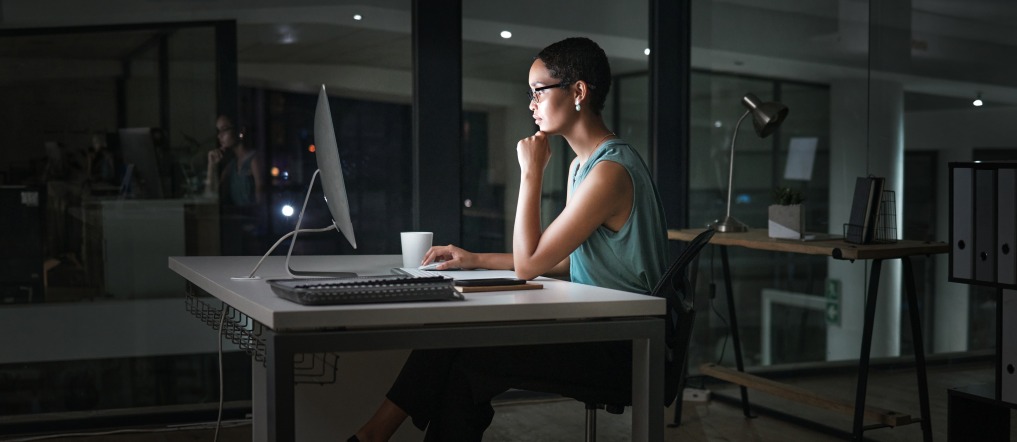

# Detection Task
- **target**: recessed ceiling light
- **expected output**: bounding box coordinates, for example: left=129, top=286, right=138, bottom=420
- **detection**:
left=500, top=30, right=512, bottom=39
left=353, top=14, right=363, bottom=21
left=973, top=92, right=983, bottom=107
left=644, top=48, right=650, bottom=56
left=277, top=25, right=297, bottom=44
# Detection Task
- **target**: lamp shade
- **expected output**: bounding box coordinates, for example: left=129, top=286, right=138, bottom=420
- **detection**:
left=742, top=93, right=789, bottom=138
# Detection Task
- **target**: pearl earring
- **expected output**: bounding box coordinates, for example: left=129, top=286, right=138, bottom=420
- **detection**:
left=575, top=103, right=581, bottom=112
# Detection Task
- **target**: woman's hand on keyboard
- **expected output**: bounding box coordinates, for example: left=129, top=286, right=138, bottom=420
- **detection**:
left=421, top=244, right=476, bottom=270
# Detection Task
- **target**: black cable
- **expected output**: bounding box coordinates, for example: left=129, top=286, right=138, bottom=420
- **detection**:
left=215, top=306, right=226, bottom=442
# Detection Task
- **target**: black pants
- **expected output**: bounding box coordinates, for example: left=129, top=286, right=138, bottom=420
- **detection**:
left=386, top=341, right=632, bottom=441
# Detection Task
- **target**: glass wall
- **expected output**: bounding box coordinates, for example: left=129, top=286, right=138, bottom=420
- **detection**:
left=0, top=23, right=247, bottom=426
left=0, top=4, right=415, bottom=430
left=688, top=0, right=1017, bottom=372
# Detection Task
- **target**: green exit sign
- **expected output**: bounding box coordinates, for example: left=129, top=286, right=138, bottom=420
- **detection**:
left=825, top=279, right=841, bottom=326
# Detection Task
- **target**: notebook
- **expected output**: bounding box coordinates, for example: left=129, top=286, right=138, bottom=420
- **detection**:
left=845, top=176, right=885, bottom=244
left=268, top=275, right=463, bottom=305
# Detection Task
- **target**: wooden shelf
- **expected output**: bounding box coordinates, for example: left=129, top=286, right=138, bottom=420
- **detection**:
left=700, top=363, right=914, bottom=427
left=669, top=228, right=949, bottom=261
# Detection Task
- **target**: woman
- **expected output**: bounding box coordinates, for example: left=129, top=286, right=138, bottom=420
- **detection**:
left=351, top=37, right=669, bottom=442
left=206, top=115, right=264, bottom=206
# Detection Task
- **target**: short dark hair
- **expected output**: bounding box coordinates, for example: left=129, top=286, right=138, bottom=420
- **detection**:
left=536, top=37, right=612, bottom=115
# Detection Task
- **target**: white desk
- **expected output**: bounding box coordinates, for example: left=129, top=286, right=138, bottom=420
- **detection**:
left=169, top=255, right=666, bottom=441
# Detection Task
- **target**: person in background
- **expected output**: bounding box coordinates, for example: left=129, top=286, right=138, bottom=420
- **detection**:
left=205, top=114, right=264, bottom=206
left=206, top=114, right=266, bottom=255
left=86, top=131, right=116, bottom=187
left=349, top=36, right=669, bottom=442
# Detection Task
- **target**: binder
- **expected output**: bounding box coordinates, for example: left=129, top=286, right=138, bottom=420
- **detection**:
left=268, top=275, right=462, bottom=305
left=845, top=176, right=885, bottom=244
left=1003, top=290, right=1017, bottom=403
left=975, top=169, right=996, bottom=283
left=952, top=167, right=973, bottom=280
left=999, top=168, right=1016, bottom=286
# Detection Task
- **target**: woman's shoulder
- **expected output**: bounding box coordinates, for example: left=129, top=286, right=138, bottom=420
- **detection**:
left=590, top=139, right=639, bottom=163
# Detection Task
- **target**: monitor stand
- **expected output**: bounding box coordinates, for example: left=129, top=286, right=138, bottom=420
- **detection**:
left=231, top=169, right=356, bottom=280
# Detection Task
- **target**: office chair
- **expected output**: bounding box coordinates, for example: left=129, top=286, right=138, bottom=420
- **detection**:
left=522, top=228, right=715, bottom=441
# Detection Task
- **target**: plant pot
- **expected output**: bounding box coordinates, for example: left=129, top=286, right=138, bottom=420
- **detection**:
left=768, top=204, right=804, bottom=239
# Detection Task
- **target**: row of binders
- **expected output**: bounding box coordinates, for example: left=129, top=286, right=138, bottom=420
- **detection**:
left=268, top=275, right=463, bottom=305
left=950, top=162, right=1017, bottom=289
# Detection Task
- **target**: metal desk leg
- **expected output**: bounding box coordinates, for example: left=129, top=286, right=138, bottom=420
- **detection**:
left=265, top=331, right=296, bottom=442
left=631, top=328, right=665, bottom=442
left=902, top=257, right=933, bottom=442
left=853, top=259, right=882, bottom=440
left=720, top=246, right=753, bottom=418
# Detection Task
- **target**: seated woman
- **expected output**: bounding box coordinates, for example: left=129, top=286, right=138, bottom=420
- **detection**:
left=351, top=36, right=669, bottom=442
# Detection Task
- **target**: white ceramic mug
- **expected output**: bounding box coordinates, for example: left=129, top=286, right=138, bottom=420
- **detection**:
left=400, top=232, right=433, bottom=268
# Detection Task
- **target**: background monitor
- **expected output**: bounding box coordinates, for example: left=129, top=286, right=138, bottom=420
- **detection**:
left=117, top=128, right=166, bottom=199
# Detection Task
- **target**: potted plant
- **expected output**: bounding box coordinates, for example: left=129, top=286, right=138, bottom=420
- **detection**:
left=768, top=186, right=805, bottom=239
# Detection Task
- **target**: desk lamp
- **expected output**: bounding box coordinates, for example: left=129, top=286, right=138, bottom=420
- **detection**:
left=711, top=93, right=789, bottom=233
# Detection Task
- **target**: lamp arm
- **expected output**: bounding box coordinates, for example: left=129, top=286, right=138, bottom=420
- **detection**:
left=725, top=110, right=751, bottom=218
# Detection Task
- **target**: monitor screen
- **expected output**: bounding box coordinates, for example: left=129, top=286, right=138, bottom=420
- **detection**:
left=118, top=128, right=166, bottom=199
left=314, top=85, right=357, bottom=250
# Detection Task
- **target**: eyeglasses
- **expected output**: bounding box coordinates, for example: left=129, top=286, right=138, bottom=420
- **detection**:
left=527, top=82, right=568, bottom=103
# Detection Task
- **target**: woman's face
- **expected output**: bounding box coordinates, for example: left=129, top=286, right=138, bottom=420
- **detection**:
left=527, top=59, right=573, bottom=134
left=216, top=116, right=238, bottom=150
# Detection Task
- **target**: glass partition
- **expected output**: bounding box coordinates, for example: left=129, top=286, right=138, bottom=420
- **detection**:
left=688, top=0, right=1017, bottom=372
left=0, top=23, right=240, bottom=425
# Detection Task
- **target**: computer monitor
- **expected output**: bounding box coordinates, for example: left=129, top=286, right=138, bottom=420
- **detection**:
left=234, top=84, right=358, bottom=280
left=118, top=128, right=167, bottom=199
left=314, top=84, right=357, bottom=251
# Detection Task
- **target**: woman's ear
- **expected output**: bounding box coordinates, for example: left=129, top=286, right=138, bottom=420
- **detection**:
left=573, top=81, right=588, bottom=106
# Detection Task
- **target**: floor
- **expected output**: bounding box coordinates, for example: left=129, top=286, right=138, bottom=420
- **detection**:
left=5, top=359, right=1013, bottom=441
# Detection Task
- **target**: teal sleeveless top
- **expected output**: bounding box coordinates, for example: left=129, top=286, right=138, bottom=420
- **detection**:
left=569, top=139, right=669, bottom=294
left=225, top=152, right=256, bottom=206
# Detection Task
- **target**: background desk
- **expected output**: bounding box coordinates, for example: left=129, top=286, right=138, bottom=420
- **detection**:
left=169, top=255, right=666, bottom=442
left=669, top=228, right=949, bottom=441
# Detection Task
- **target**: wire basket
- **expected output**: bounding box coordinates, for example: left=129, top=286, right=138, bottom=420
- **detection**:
left=185, top=284, right=341, bottom=384
left=842, top=189, right=898, bottom=244
left=874, top=189, right=898, bottom=243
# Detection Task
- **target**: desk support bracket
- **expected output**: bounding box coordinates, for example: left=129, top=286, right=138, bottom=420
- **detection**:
left=721, top=246, right=755, bottom=418
left=902, top=257, right=933, bottom=442
left=851, top=258, right=932, bottom=442
left=853, top=259, right=883, bottom=439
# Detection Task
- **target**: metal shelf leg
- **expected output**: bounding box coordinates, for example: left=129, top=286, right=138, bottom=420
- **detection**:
left=721, top=246, right=754, bottom=418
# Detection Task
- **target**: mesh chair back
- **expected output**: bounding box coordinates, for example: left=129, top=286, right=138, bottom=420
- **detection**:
left=651, top=228, right=715, bottom=406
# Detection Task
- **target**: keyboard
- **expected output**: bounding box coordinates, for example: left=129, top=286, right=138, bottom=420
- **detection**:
left=392, top=267, right=444, bottom=278
left=268, top=275, right=462, bottom=305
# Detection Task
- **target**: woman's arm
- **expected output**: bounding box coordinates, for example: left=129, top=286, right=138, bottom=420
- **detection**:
left=205, top=149, right=223, bottom=196
left=420, top=247, right=513, bottom=270
left=513, top=134, right=633, bottom=280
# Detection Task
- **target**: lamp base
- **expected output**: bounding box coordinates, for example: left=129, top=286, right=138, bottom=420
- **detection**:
left=710, top=215, right=749, bottom=233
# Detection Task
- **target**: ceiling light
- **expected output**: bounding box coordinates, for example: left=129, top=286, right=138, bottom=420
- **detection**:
left=500, top=30, right=512, bottom=39
left=973, top=92, right=983, bottom=107
left=644, top=48, right=651, bottom=56
left=353, top=14, right=363, bottom=20
left=277, top=25, right=297, bottom=44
